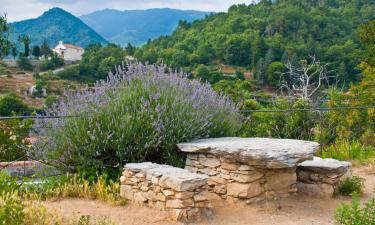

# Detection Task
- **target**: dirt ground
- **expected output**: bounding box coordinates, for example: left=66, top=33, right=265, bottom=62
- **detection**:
left=45, top=166, right=375, bottom=225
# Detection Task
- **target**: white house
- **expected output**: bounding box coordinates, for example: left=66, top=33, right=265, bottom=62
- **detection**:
left=53, top=41, right=84, bottom=61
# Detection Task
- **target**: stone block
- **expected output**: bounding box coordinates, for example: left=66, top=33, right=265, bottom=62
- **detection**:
left=120, top=185, right=134, bottom=200
left=166, top=199, right=194, bottom=209
left=297, top=182, right=334, bottom=198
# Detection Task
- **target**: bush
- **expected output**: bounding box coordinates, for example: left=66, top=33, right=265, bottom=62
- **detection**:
left=0, top=193, right=25, bottom=225
left=320, top=140, right=375, bottom=161
left=337, top=176, right=365, bottom=196
left=0, top=93, right=30, bottom=116
left=335, top=194, right=375, bottom=225
left=17, top=57, right=33, bottom=71
left=0, top=118, right=32, bottom=161
left=33, top=63, right=241, bottom=177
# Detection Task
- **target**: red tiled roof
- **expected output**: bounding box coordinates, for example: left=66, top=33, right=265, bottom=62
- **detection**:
left=63, top=44, right=84, bottom=50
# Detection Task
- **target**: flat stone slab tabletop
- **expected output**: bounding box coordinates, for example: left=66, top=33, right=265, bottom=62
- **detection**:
left=177, top=137, right=320, bottom=169
left=298, top=157, right=351, bottom=174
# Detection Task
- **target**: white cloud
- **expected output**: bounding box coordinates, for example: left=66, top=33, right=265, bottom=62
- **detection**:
left=0, top=0, right=255, bottom=22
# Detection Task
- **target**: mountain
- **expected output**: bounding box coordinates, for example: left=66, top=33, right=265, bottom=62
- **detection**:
left=137, top=0, right=375, bottom=85
left=10, top=7, right=107, bottom=49
left=80, top=8, right=210, bottom=46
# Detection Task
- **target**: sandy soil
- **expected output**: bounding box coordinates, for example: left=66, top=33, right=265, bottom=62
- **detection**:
left=46, top=166, right=375, bottom=225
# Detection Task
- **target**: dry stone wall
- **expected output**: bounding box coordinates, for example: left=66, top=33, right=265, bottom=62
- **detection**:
left=178, top=137, right=320, bottom=203
left=120, top=162, right=212, bottom=222
left=297, top=157, right=352, bottom=198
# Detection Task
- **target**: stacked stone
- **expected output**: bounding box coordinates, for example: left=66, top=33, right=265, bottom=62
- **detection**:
left=185, top=153, right=298, bottom=203
left=297, top=157, right=352, bottom=198
left=178, top=137, right=320, bottom=204
left=120, top=162, right=211, bottom=222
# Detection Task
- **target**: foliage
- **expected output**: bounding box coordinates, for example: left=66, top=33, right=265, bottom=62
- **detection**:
left=239, top=98, right=315, bottom=140
left=57, top=44, right=125, bottom=82
left=18, top=34, right=30, bottom=57
left=17, top=57, right=33, bottom=71
left=0, top=93, right=30, bottom=116
left=32, top=45, right=41, bottom=58
left=0, top=14, right=13, bottom=59
left=0, top=118, right=32, bottom=161
left=323, top=20, right=375, bottom=147
left=39, top=53, right=64, bottom=71
left=137, top=0, right=375, bottom=86
left=337, top=176, right=365, bottom=196
left=0, top=193, right=25, bottom=225
left=34, top=63, right=241, bottom=177
left=319, top=140, right=375, bottom=162
left=335, top=194, right=375, bottom=225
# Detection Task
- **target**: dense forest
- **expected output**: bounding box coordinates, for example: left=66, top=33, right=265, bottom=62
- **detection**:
left=135, top=0, right=375, bottom=87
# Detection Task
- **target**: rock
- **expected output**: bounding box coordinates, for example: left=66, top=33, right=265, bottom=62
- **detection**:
left=178, top=137, right=319, bottom=169
left=133, top=192, right=147, bottom=203
left=194, top=194, right=208, bottom=202
left=166, top=199, right=194, bottom=208
left=297, top=182, right=334, bottom=198
left=221, top=162, right=238, bottom=171
left=211, top=176, right=227, bottom=184
left=297, top=157, right=351, bottom=175
left=199, top=156, right=221, bottom=168
left=120, top=185, right=134, bottom=200
left=238, top=165, right=255, bottom=171
left=175, top=192, right=195, bottom=199
left=266, top=172, right=296, bottom=190
left=227, top=182, right=263, bottom=198
left=231, top=172, right=264, bottom=183
left=162, top=189, right=175, bottom=196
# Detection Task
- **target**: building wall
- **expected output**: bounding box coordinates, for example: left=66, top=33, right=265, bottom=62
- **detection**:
left=63, top=48, right=84, bottom=61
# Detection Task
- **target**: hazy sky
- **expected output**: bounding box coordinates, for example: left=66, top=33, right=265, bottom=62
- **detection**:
left=1, top=0, right=255, bottom=22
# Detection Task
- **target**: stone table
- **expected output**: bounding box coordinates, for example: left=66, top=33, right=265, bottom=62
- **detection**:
left=177, top=137, right=320, bottom=203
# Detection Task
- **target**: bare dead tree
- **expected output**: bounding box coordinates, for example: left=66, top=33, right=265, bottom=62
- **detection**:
left=279, top=56, right=333, bottom=102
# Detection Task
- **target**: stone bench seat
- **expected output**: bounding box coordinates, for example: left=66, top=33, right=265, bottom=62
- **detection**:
left=178, top=137, right=320, bottom=203
left=297, top=157, right=351, bottom=198
left=120, top=162, right=211, bottom=222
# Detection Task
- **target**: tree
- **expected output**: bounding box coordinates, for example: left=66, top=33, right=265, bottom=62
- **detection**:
left=195, top=64, right=210, bottom=81
left=251, top=36, right=267, bottom=67
left=32, top=45, right=41, bottom=58
left=18, top=34, right=30, bottom=57
left=40, top=39, right=51, bottom=57
left=280, top=56, right=331, bottom=101
left=125, top=43, right=136, bottom=55
left=235, top=70, right=245, bottom=80
left=255, top=58, right=267, bottom=85
left=0, top=14, right=13, bottom=59
left=11, top=46, right=17, bottom=59
left=266, top=61, right=284, bottom=86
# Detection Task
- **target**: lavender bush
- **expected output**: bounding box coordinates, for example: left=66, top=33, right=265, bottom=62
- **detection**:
left=32, top=63, right=241, bottom=176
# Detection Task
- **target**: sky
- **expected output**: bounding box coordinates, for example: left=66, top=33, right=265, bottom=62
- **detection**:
left=0, top=0, right=255, bottom=22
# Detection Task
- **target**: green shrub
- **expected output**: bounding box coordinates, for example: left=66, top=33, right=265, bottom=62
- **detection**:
left=0, top=172, right=20, bottom=195
left=320, top=139, right=375, bottom=161
left=0, top=93, right=30, bottom=116
left=0, top=118, right=32, bottom=161
left=335, top=194, right=375, bottom=225
left=33, top=63, right=241, bottom=178
left=17, top=57, right=33, bottom=71
left=338, top=176, right=365, bottom=196
left=0, top=193, right=25, bottom=225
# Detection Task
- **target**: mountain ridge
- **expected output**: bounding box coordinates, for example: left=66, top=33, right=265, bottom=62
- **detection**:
left=10, top=7, right=107, bottom=49
left=80, top=8, right=210, bottom=46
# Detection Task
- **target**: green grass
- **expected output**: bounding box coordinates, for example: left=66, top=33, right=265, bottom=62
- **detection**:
left=320, top=140, right=375, bottom=162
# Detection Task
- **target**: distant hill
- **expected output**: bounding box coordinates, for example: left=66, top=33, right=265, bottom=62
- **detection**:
left=80, top=8, right=210, bottom=46
left=10, top=7, right=107, bottom=49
